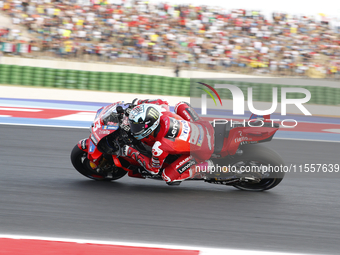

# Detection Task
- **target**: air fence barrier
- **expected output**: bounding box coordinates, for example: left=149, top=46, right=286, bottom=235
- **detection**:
left=0, top=64, right=339, bottom=106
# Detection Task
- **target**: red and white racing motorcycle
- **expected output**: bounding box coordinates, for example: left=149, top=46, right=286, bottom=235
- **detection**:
left=71, top=101, right=285, bottom=191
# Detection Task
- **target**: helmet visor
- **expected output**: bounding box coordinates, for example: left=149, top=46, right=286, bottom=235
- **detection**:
left=129, top=121, right=146, bottom=135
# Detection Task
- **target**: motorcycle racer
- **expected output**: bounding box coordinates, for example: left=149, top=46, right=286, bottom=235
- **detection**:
left=121, top=99, right=214, bottom=185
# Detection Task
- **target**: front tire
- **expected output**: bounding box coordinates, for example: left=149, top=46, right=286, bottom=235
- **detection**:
left=70, top=145, right=127, bottom=181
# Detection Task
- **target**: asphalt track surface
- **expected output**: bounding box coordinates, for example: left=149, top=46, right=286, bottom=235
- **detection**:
left=1, top=125, right=339, bottom=254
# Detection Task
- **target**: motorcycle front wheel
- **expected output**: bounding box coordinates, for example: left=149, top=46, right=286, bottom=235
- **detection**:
left=70, top=145, right=127, bottom=181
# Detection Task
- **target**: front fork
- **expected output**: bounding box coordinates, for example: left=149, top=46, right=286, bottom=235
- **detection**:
left=77, top=138, right=103, bottom=170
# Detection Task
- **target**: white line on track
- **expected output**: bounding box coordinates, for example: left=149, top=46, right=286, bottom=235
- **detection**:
left=0, top=107, right=42, bottom=112
left=51, top=112, right=96, bottom=121
left=0, top=234, right=316, bottom=255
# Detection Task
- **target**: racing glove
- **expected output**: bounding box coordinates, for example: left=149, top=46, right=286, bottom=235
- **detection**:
left=120, top=145, right=159, bottom=175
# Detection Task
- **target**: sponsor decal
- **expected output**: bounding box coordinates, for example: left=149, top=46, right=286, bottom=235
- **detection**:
left=102, top=125, right=119, bottom=130
left=92, top=119, right=101, bottom=132
left=190, top=123, right=200, bottom=144
left=148, top=107, right=160, bottom=120
left=197, top=125, right=204, bottom=146
left=175, top=156, right=192, bottom=169
left=165, top=118, right=180, bottom=139
left=186, top=107, right=200, bottom=121
left=234, top=131, right=252, bottom=143
left=179, top=120, right=190, bottom=141
left=99, top=130, right=110, bottom=135
left=235, top=136, right=251, bottom=143
left=94, top=131, right=100, bottom=141
left=177, top=159, right=196, bottom=174
left=134, top=105, right=143, bottom=112
left=130, top=105, right=143, bottom=119
left=80, top=139, right=87, bottom=150
left=164, top=118, right=169, bottom=130
left=90, top=134, right=98, bottom=145
left=205, top=127, right=212, bottom=150
left=143, top=128, right=153, bottom=137
left=89, top=141, right=95, bottom=152
left=152, top=141, right=163, bottom=157
left=183, top=110, right=191, bottom=120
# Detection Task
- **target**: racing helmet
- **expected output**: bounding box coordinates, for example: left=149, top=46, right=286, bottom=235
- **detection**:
left=128, top=104, right=162, bottom=140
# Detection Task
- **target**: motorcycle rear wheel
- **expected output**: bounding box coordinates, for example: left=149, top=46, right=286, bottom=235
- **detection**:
left=70, top=145, right=127, bottom=181
left=216, top=144, right=285, bottom=191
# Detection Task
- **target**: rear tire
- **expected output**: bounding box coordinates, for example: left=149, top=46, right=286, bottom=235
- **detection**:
left=70, top=145, right=127, bottom=181
left=216, top=144, right=285, bottom=191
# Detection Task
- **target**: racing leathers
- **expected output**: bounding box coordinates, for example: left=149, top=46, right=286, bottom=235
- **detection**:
left=124, top=99, right=215, bottom=183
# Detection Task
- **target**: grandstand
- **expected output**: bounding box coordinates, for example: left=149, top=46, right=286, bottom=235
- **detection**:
left=0, top=0, right=340, bottom=78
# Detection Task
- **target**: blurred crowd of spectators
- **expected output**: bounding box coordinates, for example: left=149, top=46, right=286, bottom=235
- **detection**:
left=1, top=0, right=340, bottom=78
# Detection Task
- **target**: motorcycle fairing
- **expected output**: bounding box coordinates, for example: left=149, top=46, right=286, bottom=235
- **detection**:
left=90, top=102, right=124, bottom=143
left=220, top=125, right=278, bottom=157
